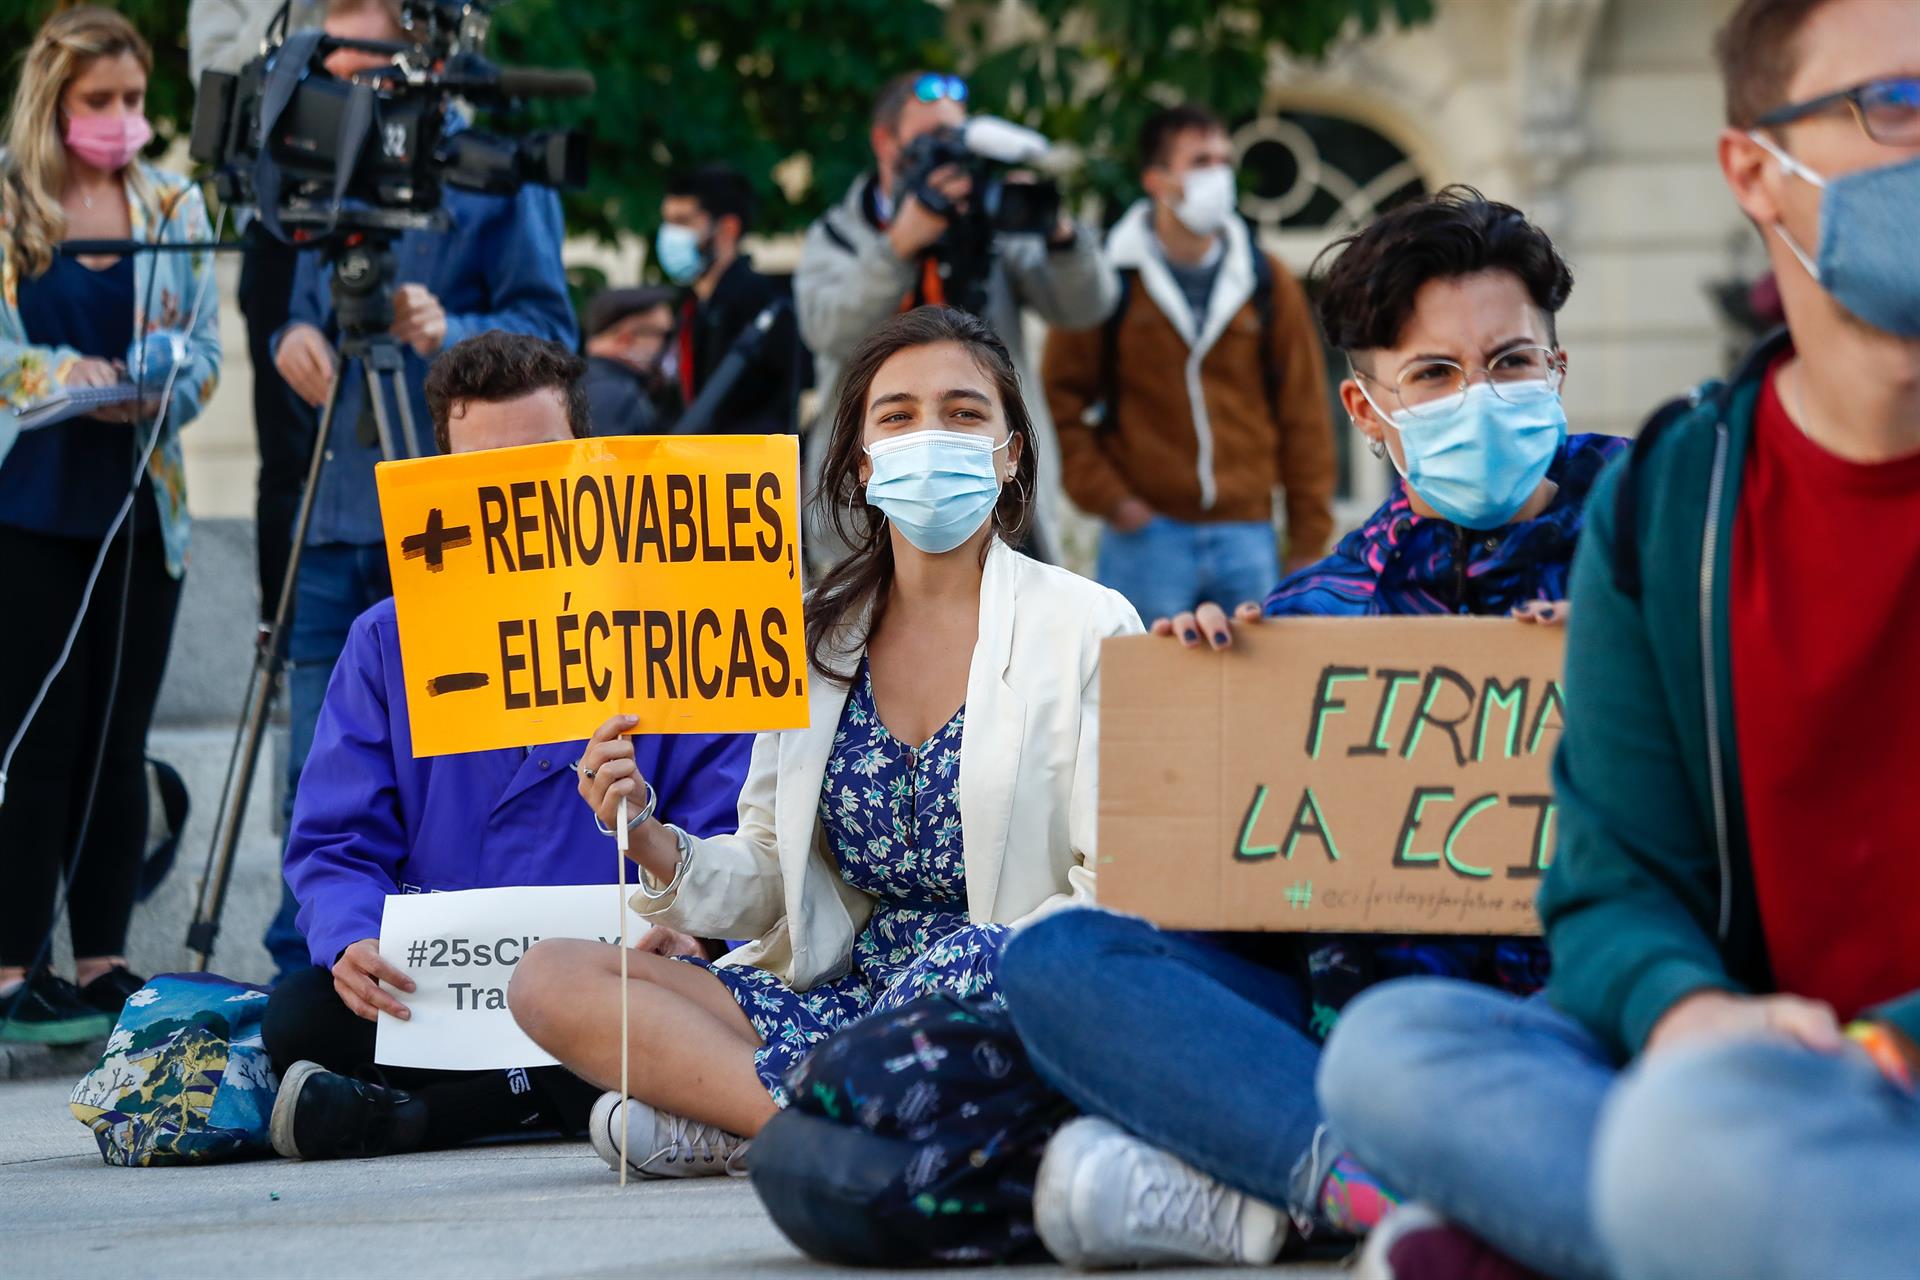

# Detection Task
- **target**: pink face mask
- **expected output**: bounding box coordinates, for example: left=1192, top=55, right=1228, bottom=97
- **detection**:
left=64, top=113, right=152, bottom=172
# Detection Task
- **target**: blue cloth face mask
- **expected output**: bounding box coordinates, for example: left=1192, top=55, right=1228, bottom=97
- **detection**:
left=1749, top=133, right=1920, bottom=337
left=656, top=223, right=709, bottom=286
left=1366, top=381, right=1567, bottom=530
left=864, top=429, right=1010, bottom=554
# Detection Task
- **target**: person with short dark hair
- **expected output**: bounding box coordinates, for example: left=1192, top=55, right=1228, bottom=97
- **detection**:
left=794, top=71, right=1117, bottom=569
left=997, top=187, right=1626, bottom=1270
left=1044, top=103, right=1335, bottom=623
left=579, top=286, right=677, bottom=436
left=264, top=332, right=752, bottom=1162
left=654, top=164, right=801, bottom=436
left=1317, top=2, right=1920, bottom=1277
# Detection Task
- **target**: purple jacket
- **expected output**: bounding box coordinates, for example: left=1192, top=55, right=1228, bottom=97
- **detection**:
left=286, top=598, right=751, bottom=968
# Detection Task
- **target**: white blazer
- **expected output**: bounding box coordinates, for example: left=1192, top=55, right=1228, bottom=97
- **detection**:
left=634, top=540, right=1143, bottom=990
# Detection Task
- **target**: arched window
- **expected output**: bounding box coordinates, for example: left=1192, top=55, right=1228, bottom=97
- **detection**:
left=1232, top=108, right=1430, bottom=521
left=1235, top=110, right=1428, bottom=238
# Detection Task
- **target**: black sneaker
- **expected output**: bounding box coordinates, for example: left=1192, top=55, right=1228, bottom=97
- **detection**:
left=270, top=1060, right=429, bottom=1160
left=0, top=970, right=114, bottom=1046
left=79, top=966, right=149, bottom=1018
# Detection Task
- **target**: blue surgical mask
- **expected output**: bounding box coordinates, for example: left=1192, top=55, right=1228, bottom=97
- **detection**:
left=1749, top=132, right=1920, bottom=338
left=656, top=223, right=709, bottom=286
left=864, top=429, right=1010, bottom=554
left=1367, top=381, right=1567, bottom=530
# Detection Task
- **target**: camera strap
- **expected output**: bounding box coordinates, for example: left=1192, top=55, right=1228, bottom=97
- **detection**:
left=252, top=29, right=378, bottom=243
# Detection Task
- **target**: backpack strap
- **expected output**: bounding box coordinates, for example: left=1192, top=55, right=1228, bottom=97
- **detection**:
left=1247, top=240, right=1282, bottom=427
left=1090, top=268, right=1135, bottom=435
left=1609, top=381, right=1723, bottom=600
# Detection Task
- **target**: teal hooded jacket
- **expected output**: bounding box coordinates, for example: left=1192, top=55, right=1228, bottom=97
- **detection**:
left=1539, top=328, right=1920, bottom=1057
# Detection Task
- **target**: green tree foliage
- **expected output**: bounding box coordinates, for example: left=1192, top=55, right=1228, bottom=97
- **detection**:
left=0, top=0, right=1431, bottom=244
left=965, top=0, right=1437, bottom=221
left=0, top=1, right=193, bottom=146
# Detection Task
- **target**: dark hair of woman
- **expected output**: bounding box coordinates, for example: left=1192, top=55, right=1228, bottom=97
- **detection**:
left=804, top=305, right=1039, bottom=682
left=1311, top=184, right=1574, bottom=356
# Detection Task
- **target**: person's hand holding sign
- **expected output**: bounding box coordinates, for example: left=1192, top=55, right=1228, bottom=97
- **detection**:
left=1511, top=600, right=1570, bottom=626
left=577, top=714, right=686, bottom=882
left=1151, top=600, right=1263, bottom=651
left=334, top=937, right=417, bottom=1022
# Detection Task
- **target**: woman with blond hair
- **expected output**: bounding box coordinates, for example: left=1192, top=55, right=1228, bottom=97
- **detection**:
left=0, top=6, right=222, bottom=1045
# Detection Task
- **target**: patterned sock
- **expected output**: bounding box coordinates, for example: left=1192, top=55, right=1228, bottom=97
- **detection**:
left=1317, top=1152, right=1402, bottom=1236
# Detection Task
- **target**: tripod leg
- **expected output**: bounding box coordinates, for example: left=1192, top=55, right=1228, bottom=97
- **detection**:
left=186, top=365, right=355, bottom=968
left=363, top=340, right=414, bottom=461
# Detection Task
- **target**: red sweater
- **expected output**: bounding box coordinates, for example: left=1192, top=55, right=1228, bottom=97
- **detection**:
left=1732, top=356, right=1920, bottom=1021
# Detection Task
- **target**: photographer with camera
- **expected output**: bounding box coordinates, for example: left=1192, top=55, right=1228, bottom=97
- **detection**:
left=656, top=164, right=801, bottom=437
left=794, top=71, right=1116, bottom=569
left=0, top=7, right=223, bottom=1043
left=260, top=0, right=577, bottom=979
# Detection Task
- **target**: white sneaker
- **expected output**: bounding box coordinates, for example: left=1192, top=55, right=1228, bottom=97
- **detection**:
left=1034, top=1116, right=1289, bottom=1269
left=587, top=1090, right=749, bottom=1179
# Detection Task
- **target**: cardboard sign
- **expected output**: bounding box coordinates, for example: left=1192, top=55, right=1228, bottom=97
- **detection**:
left=374, top=885, right=659, bottom=1070
left=1097, top=619, right=1566, bottom=935
left=376, top=435, right=808, bottom=757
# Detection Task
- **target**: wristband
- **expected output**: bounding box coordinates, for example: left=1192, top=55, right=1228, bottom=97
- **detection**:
left=1845, top=1020, right=1916, bottom=1090
left=593, top=776, right=657, bottom=836
left=632, top=823, right=693, bottom=902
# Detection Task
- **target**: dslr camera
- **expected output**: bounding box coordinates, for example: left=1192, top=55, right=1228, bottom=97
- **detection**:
left=189, top=0, right=591, bottom=241
left=893, top=116, right=1064, bottom=316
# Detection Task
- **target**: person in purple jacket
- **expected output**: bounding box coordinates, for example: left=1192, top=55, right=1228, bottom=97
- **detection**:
left=263, top=333, right=751, bottom=1162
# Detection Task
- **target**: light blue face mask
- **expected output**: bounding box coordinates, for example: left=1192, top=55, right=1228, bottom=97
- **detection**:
left=1367, top=380, right=1567, bottom=530
left=864, top=428, right=1010, bottom=554
left=655, top=223, right=709, bottom=286
left=1749, top=132, right=1920, bottom=338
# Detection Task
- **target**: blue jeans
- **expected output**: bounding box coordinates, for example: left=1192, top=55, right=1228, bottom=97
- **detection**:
left=997, top=909, right=1321, bottom=1214
left=1596, top=1035, right=1920, bottom=1280
left=262, top=542, right=394, bottom=978
left=1319, top=979, right=1615, bottom=1280
left=1096, top=516, right=1279, bottom=625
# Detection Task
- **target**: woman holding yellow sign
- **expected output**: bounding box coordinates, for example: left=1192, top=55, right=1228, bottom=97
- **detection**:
left=510, top=306, right=1141, bottom=1176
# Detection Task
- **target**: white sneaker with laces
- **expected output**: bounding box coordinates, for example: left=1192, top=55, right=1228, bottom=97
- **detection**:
left=588, top=1091, right=749, bottom=1179
left=1034, top=1116, right=1289, bottom=1269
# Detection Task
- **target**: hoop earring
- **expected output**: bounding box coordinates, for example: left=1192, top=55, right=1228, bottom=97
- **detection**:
left=1368, top=436, right=1387, bottom=460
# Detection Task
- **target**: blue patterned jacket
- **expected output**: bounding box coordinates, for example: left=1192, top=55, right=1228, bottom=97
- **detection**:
left=1264, top=433, right=1628, bottom=618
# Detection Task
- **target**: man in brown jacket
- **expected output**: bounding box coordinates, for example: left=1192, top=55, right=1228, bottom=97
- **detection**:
left=1044, top=106, right=1335, bottom=623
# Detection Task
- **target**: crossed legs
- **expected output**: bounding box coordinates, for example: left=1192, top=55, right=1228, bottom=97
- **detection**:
left=509, top=938, right=779, bottom=1138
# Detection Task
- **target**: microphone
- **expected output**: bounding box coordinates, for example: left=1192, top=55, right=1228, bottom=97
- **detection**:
left=673, top=300, right=791, bottom=436
left=493, top=66, right=597, bottom=99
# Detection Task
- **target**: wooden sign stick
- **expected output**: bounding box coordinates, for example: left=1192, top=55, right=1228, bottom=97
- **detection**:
left=616, top=792, right=629, bottom=1188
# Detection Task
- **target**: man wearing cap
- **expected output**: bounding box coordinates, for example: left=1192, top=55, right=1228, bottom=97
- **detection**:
left=581, top=286, right=678, bottom=436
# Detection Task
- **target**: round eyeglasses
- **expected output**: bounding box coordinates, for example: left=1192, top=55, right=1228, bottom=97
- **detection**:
left=1356, top=346, right=1565, bottom=421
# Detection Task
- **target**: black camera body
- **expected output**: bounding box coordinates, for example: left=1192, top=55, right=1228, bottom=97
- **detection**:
left=189, top=0, right=589, bottom=239
left=895, top=125, right=1061, bottom=238
left=891, top=117, right=1064, bottom=317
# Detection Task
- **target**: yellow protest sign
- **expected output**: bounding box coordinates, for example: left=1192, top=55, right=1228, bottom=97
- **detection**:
left=375, top=435, right=808, bottom=757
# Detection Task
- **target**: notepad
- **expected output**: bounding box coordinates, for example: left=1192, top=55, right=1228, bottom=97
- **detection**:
left=15, top=383, right=143, bottom=431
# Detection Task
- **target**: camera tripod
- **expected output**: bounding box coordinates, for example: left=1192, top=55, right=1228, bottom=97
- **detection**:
left=186, top=228, right=424, bottom=967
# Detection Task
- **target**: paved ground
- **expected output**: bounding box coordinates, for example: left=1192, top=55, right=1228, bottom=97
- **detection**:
left=0, top=1080, right=1339, bottom=1279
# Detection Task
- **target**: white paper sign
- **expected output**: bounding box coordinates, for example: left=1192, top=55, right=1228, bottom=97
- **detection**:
left=374, top=884, right=651, bottom=1070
